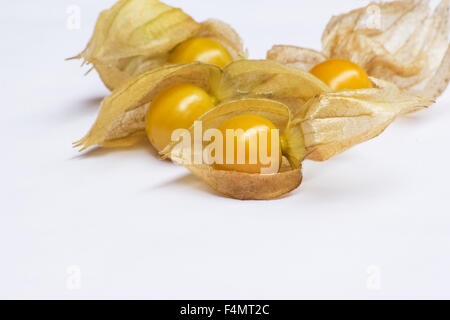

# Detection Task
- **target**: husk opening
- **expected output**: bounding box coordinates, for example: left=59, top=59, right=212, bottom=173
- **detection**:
left=74, top=63, right=222, bottom=150
left=162, top=98, right=303, bottom=200
left=71, top=0, right=245, bottom=90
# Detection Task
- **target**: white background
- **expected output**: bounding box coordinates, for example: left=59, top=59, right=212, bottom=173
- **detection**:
left=1, top=0, right=449, bottom=299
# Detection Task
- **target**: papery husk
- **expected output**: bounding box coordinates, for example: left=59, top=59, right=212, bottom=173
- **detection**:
left=71, top=0, right=245, bottom=90
left=196, top=19, right=245, bottom=61
left=74, top=63, right=222, bottom=150
left=217, top=60, right=330, bottom=113
left=162, top=98, right=304, bottom=200
left=186, top=159, right=302, bottom=200
left=267, top=0, right=450, bottom=99
left=266, top=45, right=327, bottom=72
left=296, top=78, right=434, bottom=161
left=75, top=60, right=329, bottom=151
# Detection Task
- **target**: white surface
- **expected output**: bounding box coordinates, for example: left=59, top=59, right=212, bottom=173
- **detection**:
left=1, top=0, right=449, bottom=299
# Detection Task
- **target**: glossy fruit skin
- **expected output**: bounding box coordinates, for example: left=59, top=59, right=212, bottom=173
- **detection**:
left=213, top=115, right=282, bottom=174
left=168, top=37, right=233, bottom=68
left=146, top=83, right=215, bottom=151
left=310, top=59, right=373, bottom=91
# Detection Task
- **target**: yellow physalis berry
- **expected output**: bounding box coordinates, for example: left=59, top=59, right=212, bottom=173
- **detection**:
left=146, top=83, right=216, bottom=151
left=310, top=59, right=373, bottom=91
left=168, top=37, right=233, bottom=68
left=213, top=115, right=282, bottom=174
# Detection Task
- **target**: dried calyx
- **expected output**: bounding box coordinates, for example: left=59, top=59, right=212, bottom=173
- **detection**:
left=267, top=0, right=450, bottom=99
left=75, top=60, right=432, bottom=200
left=69, top=0, right=245, bottom=90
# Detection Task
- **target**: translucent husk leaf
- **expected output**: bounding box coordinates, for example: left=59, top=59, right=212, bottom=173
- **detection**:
left=75, top=60, right=329, bottom=152
left=196, top=19, right=245, bottom=61
left=296, top=77, right=434, bottom=161
left=74, top=63, right=222, bottom=150
left=162, top=99, right=303, bottom=200
left=70, top=0, right=245, bottom=90
left=267, top=0, right=450, bottom=99
left=186, top=159, right=303, bottom=200
left=266, top=45, right=327, bottom=72
left=217, top=60, right=330, bottom=113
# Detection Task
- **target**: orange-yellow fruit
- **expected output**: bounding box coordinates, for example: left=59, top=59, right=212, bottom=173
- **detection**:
left=310, top=59, right=372, bottom=91
left=146, top=83, right=216, bottom=151
left=213, top=115, right=282, bottom=174
left=168, top=37, right=233, bottom=68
